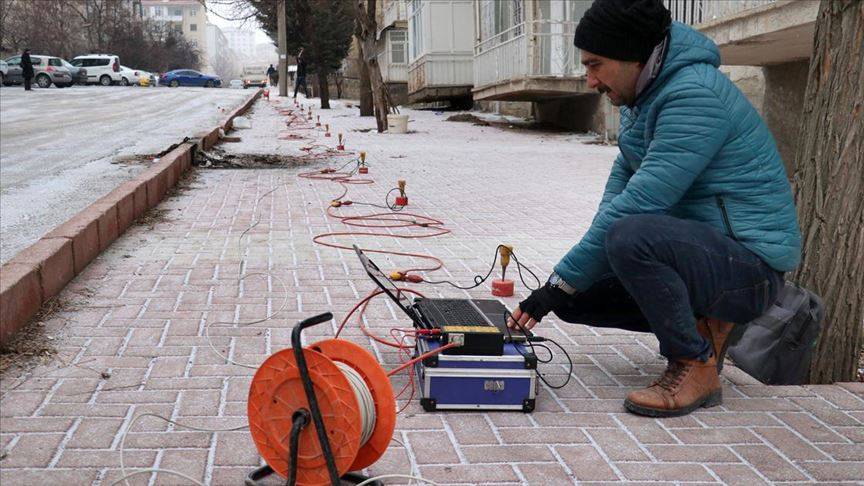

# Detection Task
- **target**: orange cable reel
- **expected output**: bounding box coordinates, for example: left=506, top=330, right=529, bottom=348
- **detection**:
left=248, top=339, right=396, bottom=485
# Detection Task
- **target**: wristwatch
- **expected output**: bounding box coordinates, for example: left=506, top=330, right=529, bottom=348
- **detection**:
left=548, top=272, right=578, bottom=296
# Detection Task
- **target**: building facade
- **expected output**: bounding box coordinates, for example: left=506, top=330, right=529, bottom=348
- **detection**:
left=223, top=27, right=256, bottom=59
left=142, top=0, right=213, bottom=71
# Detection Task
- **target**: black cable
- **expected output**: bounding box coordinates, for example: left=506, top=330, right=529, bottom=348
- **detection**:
left=385, top=187, right=406, bottom=212
left=511, top=251, right=542, bottom=291
left=422, top=244, right=503, bottom=289
left=285, top=410, right=310, bottom=486
left=423, top=245, right=542, bottom=291
left=502, top=310, right=573, bottom=389
left=291, top=313, right=341, bottom=485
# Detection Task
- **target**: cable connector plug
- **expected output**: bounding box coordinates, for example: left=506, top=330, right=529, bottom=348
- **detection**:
left=390, top=271, right=423, bottom=283
left=321, top=168, right=336, bottom=174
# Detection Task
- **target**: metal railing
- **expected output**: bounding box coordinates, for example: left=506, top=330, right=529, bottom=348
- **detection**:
left=382, top=0, right=407, bottom=29
left=664, top=0, right=777, bottom=25
left=474, top=20, right=585, bottom=89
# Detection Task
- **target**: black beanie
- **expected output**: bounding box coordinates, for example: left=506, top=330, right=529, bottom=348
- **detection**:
left=574, top=0, right=672, bottom=63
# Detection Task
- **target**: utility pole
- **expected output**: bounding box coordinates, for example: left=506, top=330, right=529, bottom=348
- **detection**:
left=277, top=0, right=288, bottom=97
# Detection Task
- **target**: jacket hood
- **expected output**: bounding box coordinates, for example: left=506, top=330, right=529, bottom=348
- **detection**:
left=637, top=22, right=721, bottom=104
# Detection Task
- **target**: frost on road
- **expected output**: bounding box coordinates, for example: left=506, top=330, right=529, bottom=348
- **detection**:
left=0, top=86, right=252, bottom=263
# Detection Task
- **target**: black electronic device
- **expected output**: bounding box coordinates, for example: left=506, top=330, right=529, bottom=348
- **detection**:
left=353, top=245, right=531, bottom=356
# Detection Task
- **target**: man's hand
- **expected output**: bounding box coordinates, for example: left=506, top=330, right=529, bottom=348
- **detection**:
left=507, top=283, right=572, bottom=332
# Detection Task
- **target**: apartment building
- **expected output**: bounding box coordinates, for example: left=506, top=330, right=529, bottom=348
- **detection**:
left=142, top=0, right=216, bottom=72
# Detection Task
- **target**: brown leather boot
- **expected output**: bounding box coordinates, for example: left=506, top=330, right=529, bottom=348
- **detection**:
left=697, top=317, right=735, bottom=373
left=624, top=356, right=722, bottom=417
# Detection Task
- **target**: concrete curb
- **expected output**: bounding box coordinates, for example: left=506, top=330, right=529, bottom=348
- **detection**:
left=0, top=89, right=263, bottom=345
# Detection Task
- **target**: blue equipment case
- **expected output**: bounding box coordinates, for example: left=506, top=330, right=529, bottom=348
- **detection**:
left=414, top=337, right=537, bottom=412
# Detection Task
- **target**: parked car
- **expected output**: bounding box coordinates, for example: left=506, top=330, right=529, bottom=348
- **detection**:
left=138, top=71, right=157, bottom=87
left=60, top=59, right=87, bottom=86
left=159, top=69, right=222, bottom=88
left=70, top=54, right=121, bottom=86
left=0, top=60, right=7, bottom=86
left=3, top=55, right=72, bottom=88
left=229, top=79, right=243, bottom=89
left=119, top=65, right=140, bottom=86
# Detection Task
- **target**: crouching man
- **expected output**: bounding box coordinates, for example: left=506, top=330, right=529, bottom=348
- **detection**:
left=508, top=0, right=801, bottom=417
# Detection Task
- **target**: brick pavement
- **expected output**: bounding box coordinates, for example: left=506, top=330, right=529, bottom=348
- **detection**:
left=1, top=97, right=862, bottom=485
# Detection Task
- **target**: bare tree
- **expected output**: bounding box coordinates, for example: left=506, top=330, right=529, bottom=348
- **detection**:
left=355, top=0, right=397, bottom=131
left=791, top=0, right=863, bottom=384
left=356, top=35, right=374, bottom=116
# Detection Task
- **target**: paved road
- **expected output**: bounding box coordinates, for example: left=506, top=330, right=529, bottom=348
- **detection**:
left=0, top=85, right=253, bottom=263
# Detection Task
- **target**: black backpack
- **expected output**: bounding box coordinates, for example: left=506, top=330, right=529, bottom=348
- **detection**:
left=727, top=281, right=824, bottom=385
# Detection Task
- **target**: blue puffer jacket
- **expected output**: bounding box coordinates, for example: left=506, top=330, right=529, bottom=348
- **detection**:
left=554, top=22, right=801, bottom=291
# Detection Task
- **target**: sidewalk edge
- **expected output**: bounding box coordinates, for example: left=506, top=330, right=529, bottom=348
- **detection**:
left=0, top=89, right=263, bottom=345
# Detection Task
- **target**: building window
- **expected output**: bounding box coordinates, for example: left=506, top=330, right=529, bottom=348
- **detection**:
left=153, top=6, right=162, bottom=16
left=172, top=8, right=182, bottom=16
left=190, top=23, right=197, bottom=31
left=409, top=0, right=423, bottom=60
left=390, top=30, right=406, bottom=64
left=190, top=8, right=197, bottom=17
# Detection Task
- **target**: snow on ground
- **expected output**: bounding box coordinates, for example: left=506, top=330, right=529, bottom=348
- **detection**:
left=225, top=96, right=618, bottom=251
left=0, top=85, right=252, bottom=263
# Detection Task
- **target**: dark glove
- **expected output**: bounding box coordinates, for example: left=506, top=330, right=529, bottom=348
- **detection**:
left=518, top=282, right=572, bottom=322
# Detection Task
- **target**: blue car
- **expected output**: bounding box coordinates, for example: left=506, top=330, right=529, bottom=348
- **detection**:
left=159, top=69, right=221, bottom=88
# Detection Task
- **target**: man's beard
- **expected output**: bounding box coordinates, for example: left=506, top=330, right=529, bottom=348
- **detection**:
left=598, top=85, right=624, bottom=106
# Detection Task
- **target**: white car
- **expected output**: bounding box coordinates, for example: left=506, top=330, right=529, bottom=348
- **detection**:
left=71, top=54, right=122, bottom=86
left=119, top=65, right=141, bottom=86
left=0, top=60, right=8, bottom=86
left=229, top=79, right=243, bottom=89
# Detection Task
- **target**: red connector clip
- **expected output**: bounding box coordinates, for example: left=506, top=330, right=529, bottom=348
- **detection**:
left=321, top=168, right=336, bottom=174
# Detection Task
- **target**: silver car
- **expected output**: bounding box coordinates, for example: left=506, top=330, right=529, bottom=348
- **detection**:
left=3, top=55, right=73, bottom=88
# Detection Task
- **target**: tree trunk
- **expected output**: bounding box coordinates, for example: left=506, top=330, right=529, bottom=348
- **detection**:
left=357, top=35, right=373, bottom=116
left=791, top=0, right=863, bottom=384
left=333, top=72, right=343, bottom=99
left=356, top=0, right=393, bottom=132
left=318, top=70, right=331, bottom=108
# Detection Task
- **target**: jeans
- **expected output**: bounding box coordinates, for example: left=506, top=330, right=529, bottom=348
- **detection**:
left=553, top=214, right=783, bottom=361
left=294, top=76, right=307, bottom=97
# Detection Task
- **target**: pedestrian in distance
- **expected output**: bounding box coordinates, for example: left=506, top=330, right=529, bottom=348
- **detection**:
left=21, top=48, right=34, bottom=91
left=507, top=0, right=800, bottom=418
left=293, top=47, right=308, bottom=99
left=266, top=64, right=278, bottom=87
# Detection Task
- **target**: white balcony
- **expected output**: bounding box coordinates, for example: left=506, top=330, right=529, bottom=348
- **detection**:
left=473, top=20, right=589, bottom=102
left=408, top=53, right=473, bottom=98
left=406, top=0, right=474, bottom=103
left=665, top=0, right=817, bottom=66
left=376, top=51, right=407, bottom=84
left=382, top=0, right=407, bottom=31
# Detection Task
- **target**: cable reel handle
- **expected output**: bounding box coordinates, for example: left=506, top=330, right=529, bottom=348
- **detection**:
left=291, top=311, right=334, bottom=348
left=290, top=312, right=341, bottom=486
